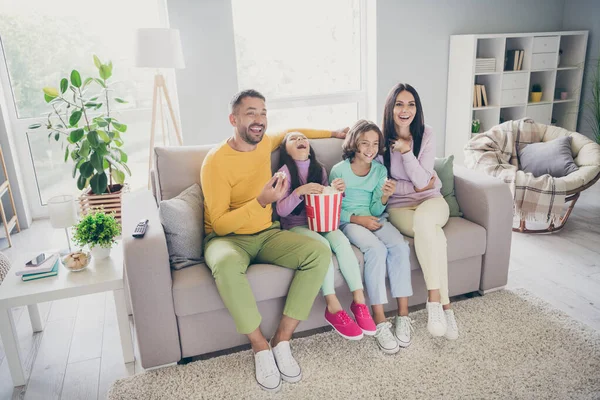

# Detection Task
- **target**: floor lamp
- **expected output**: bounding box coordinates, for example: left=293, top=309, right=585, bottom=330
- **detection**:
left=135, top=28, right=186, bottom=188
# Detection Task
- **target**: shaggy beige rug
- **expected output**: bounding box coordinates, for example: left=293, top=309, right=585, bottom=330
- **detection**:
left=109, top=290, right=600, bottom=399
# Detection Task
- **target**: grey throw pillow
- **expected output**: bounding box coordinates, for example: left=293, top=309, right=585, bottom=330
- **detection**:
left=159, top=183, right=204, bottom=270
left=519, top=136, right=578, bottom=178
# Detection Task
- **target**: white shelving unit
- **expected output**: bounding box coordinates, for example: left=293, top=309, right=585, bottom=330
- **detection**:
left=445, top=31, right=588, bottom=165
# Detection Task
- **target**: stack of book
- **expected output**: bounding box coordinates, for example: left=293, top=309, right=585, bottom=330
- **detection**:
left=475, top=58, right=496, bottom=73
left=473, top=84, right=489, bottom=108
left=15, top=253, right=60, bottom=281
left=505, top=50, right=525, bottom=71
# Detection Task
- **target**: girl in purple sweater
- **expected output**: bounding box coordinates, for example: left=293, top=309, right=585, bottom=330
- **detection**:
left=380, top=83, right=459, bottom=341
left=276, top=132, right=376, bottom=340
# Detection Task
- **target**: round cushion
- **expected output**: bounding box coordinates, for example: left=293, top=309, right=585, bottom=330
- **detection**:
left=534, top=124, right=600, bottom=193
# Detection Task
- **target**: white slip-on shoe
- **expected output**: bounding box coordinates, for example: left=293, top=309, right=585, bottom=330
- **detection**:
left=394, top=316, right=414, bottom=347
left=254, top=349, right=282, bottom=392
left=426, top=302, right=447, bottom=337
left=444, top=309, right=459, bottom=340
left=374, top=322, right=400, bottom=354
left=271, top=340, right=302, bottom=383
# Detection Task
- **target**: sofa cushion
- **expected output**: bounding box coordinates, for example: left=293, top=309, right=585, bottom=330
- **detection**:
left=172, top=217, right=486, bottom=317
left=159, top=183, right=204, bottom=269
left=434, top=155, right=463, bottom=217
left=154, top=145, right=213, bottom=202
left=519, top=136, right=579, bottom=178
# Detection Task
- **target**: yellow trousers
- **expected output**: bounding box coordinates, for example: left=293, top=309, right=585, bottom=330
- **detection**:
left=388, top=197, right=451, bottom=305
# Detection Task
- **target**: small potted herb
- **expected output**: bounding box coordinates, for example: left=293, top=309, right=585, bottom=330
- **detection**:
left=530, top=84, right=543, bottom=103
left=73, top=210, right=121, bottom=259
left=472, top=119, right=481, bottom=134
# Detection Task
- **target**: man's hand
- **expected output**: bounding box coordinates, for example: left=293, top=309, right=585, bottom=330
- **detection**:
left=332, top=127, right=349, bottom=139
left=381, top=178, right=396, bottom=204
left=414, top=176, right=436, bottom=193
left=331, top=178, right=346, bottom=192
left=294, top=183, right=324, bottom=197
left=391, top=137, right=411, bottom=154
left=257, top=175, right=288, bottom=207
left=351, top=215, right=382, bottom=231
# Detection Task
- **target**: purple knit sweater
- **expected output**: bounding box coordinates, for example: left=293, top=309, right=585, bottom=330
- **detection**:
left=276, top=159, right=328, bottom=230
left=378, top=125, right=442, bottom=209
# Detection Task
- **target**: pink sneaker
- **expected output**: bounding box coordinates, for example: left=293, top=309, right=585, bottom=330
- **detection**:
left=350, top=302, right=377, bottom=336
left=325, top=308, right=364, bottom=340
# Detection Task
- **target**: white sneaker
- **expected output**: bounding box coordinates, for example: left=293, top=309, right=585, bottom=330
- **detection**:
left=444, top=309, right=459, bottom=340
left=426, top=302, right=447, bottom=337
left=394, top=316, right=414, bottom=347
left=271, top=340, right=302, bottom=383
left=374, top=322, right=400, bottom=354
left=254, top=350, right=282, bottom=392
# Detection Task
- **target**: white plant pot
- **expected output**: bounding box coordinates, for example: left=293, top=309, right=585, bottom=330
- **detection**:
left=91, top=246, right=111, bottom=259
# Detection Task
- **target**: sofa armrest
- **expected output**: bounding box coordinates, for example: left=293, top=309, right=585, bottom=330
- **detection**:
left=122, top=189, right=181, bottom=368
left=453, top=166, right=513, bottom=291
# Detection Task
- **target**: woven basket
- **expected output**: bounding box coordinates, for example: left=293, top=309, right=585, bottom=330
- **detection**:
left=79, top=184, right=129, bottom=222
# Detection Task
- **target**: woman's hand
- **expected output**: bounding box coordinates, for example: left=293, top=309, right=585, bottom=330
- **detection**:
left=350, top=215, right=382, bottom=231
left=331, top=178, right=346, bottom=192
left=294, top=183, right=324, bottom=197
left=414, top=176, right=436, bottom=193
left=391, top=137, right=412, bottom=154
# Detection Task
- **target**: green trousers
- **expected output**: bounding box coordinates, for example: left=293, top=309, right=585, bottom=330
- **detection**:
left=204, top=223, right=330, bottom=334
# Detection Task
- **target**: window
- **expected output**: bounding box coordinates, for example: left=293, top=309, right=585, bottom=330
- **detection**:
left=231, top=0, right=365, bottom=130
left=0, top=0, right=169, bottom=211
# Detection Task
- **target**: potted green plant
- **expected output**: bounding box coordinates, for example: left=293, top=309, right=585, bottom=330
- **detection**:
left=584, top=56, right=600, bottom=144
left=28, top=55, right=131, bottom=219
left=530, top=84, right=543, bottom=103
left=73, top=210, right=121, bottom=259
left=471, top=119, right=481, bottom=134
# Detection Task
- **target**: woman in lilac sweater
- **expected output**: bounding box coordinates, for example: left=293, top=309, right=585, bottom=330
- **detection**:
left=380, top=83, right=459, bottom=340
left=276, top=132, right=376, bottom=341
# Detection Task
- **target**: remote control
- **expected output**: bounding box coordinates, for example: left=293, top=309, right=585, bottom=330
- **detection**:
left=132, top=219, right=149, bottom=238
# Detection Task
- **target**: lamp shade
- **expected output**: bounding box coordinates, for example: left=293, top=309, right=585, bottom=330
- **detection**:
left=47, top=195, right=77, bottom=229
left=135, top=28, right=185, bottom=69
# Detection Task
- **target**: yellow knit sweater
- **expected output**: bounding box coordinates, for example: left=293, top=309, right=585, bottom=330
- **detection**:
left=201, top=129, right=331, bottom=235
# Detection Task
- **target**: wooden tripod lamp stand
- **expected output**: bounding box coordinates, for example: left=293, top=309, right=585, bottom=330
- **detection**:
left=135, top=28, right=186, bottom=188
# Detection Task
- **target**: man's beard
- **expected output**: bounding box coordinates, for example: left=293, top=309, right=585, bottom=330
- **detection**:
left=239, top=124, right=265, bottom=145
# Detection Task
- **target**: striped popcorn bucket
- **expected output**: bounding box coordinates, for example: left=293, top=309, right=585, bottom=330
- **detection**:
left=304, top=192, right=343, bottom=232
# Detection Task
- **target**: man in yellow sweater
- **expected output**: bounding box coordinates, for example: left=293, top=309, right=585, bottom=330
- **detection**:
left=201, top=89, right=346, bottom=392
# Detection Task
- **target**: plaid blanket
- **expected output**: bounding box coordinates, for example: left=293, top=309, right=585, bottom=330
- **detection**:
left=464, top=118, right=566, bottom=224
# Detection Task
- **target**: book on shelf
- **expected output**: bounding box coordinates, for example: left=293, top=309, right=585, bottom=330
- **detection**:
left=475, top=58, right=496, bottom=73
left=473, top=84, right=488, bottom=107
left=15, top=253, right=59, bottom=276
left=481, top=85, right=488, bottom=107
left=505, top=50, right=524, bottom=71
left=21, top=258, right=59, bottom=281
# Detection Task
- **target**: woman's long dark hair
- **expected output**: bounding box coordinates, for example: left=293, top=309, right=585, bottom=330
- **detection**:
left=279, top=134, right=324, bottom=215
left=382, top=83, right=425, bottom=177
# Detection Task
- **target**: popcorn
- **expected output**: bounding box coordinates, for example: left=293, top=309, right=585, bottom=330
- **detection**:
left=322, top=186, right=341, bottom=195
left=274, top=171, right=287, bottom=181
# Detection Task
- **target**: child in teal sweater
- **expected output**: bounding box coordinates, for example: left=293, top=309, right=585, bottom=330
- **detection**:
left=330, top=120, right=413, bottom=354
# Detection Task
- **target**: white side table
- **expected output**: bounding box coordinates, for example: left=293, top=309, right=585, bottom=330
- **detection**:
left=0, top=242, right=133, bottom=387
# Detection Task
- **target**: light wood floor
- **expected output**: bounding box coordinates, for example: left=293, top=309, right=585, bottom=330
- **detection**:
left=0, top=182, right=599, bottom=399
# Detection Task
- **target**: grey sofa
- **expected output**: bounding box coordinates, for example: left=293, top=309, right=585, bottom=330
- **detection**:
left=122, top=138, right=513, bottom=369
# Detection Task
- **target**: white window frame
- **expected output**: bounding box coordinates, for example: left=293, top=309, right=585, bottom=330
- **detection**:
left=0, top=0, right=176, bottom=219
left=234, top=0, right=377, bottom=124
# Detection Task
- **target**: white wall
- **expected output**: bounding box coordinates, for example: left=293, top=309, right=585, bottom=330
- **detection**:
left=167, top=0, right=239, bottom=145
left=377, top=0, right=566, bottom=155
left=562, top=0, right=600, bottom=140
left=167, top=0, right=593, bottom=153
